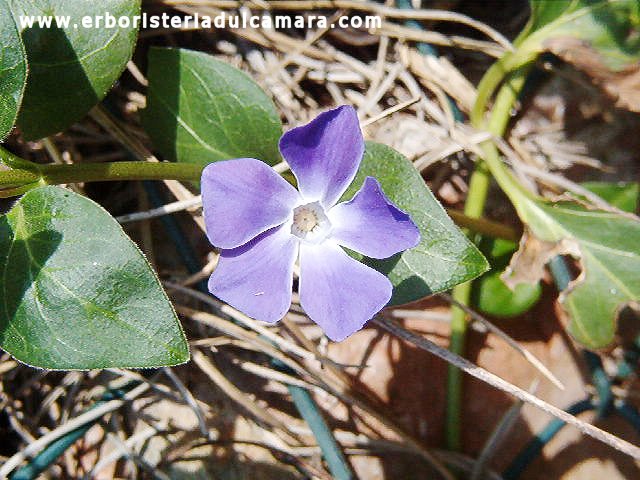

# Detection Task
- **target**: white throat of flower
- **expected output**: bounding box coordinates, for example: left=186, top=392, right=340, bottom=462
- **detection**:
left=290, top=201, right=331, bottom=243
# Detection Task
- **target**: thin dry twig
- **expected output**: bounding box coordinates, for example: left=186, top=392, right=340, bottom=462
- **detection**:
left=439, top=293, right=564, bottom=390
left=162, top=367, right=210, bottom=438
left=471, top=383, right=535, bottom=480
left=116, top=195, right=202, bottom=224
left=192, top=349, right=301, bottom=445
left=374, top=317, right=640, bottom=460
left=162, top=0, right=514, bottom=50
left=0, top=383, right=151, bottom=478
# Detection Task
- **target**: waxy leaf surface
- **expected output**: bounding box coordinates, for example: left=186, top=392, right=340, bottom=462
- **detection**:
left=0, top=186, right=189, bottom=369
left=10, top=0, right=141, bottom=139
left=0, top=0, right=26, bottom=140
left=342, top=142, right=489, bottom=305
left=143, top=47, right=282, bottom=166
left=511, top=199, right=640, bottom=348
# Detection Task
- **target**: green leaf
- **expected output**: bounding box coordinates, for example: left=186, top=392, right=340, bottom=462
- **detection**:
left=509, top=1, right=640, bottom=111
left=0, top=0, right=27, bottom=140
left=519, top=0, right=640, bottom=70
left=142, top=47, right=282, bottom=167
left=474, top=238, right=542, bottom=318
left=477, top=274, right=542, bottom=319
left=582, top=181, right=639, bottom=214
left=508, top=198, right=640, bottom=348
left=9, top=0, right=141, bottom=140
left=342, top=142, right=489, bottom=305
left=0, top=186, right=189, bottom=369
left=473, top=237, right=542, bottom=318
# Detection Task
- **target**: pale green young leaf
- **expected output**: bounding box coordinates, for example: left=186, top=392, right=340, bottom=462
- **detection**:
left=511, top=199, right=640, bottom=348
left=519, top=0, right=640, bottom=71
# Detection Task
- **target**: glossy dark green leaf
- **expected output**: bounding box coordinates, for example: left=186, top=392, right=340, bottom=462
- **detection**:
left=0, top=186, right=189, bottom=369
left=0, top=0, right=26, bottom=140
left=342, top=142, right=489, bottom=305
left=475, top=239, right=542, bottom=318
left=511, top=198, right=640, bottom=348
left=9, top=0, right=141, bottom=140
left=582, top=181, right=639, bottom=214
left=142, top=47, right=282, bottom=167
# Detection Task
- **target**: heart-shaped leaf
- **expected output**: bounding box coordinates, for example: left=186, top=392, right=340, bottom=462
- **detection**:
left=9, top=0, right=141, bottom=140
left=504, top=199, right=640, bottom=348
left=142, top=47, right=282, bottom=167
left=342, top=142, right=489, bottom=305
left=0, top=0, right=27, bottom=140
left=0, top=186, right=189, bottom=369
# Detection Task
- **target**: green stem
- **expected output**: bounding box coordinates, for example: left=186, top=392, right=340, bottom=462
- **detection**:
left=446, top=208, right=520, bottom=242
left=2, top=144, right=206, bottom=198
left=0, top=146, right=40, bottom=172
left=40, top=161, right=203, bottom=186
left=445, top=63, right=532, bottom=451
left=0, top=169, right=41, bottom=188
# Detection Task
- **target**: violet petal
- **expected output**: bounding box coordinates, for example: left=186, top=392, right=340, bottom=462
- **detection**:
left=201, top=158, right=300, bottom=249
left=299, top=241, right=392, bottom=341
left=279, top=105, right=364, bottom=207
left=208, top=225, right=298, bottom=322
left=329, top=177, right=420, bottom=259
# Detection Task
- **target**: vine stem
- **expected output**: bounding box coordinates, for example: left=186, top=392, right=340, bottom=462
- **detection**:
left=0, top=169, right=40, bottom=188
left=445, top=62, right=532, bottom=451
left=1, top=153, right=522, bottom=243
left=39, top=162, right=204, bottom=185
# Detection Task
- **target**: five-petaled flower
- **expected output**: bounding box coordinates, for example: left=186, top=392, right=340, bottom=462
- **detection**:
left=201, top=105, right=420, bottom=341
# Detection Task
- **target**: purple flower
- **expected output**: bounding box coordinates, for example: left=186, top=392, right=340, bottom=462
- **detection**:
left=201, top=105, right=420, bottom=341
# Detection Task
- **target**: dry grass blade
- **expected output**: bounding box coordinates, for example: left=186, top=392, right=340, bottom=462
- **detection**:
left=235, top=359, right=318, bottom=390
left=162, top=1, right=514, bottom=50
left=0, top=383, right=150, bottom=478
left=0, top=360, right=19, bottom=375
left=374, top=22, right=505, bottom=57
left=177, top=307, right=454, bottom=479
left=471, top=390, right=530, bottom=480
left=444, top=210, right=521, bottom=242
left=88, top=106, right=206, bottom=232
left=89, top=425, right=165, bottom=478
left=360, top=95, right=421, bottom=127
left=175, top=305, right=316, bottom=380
left=162, top=367, right=210, bottom=438
left=373, top=316, right=640, bottom=460
left=166, top=282, right=316, bottom=361
left=191, top=349, right=301, bottom=445
left=439, top=293, right=564, bottom=390
left=116, top=196, right=202, bottom=224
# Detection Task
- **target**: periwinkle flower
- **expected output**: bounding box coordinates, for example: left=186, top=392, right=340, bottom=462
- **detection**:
left=201, top=105, right=420, bottom=341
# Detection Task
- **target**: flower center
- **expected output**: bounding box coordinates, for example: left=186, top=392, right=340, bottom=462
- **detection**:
left=291, top=202, right=331, bottom=243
